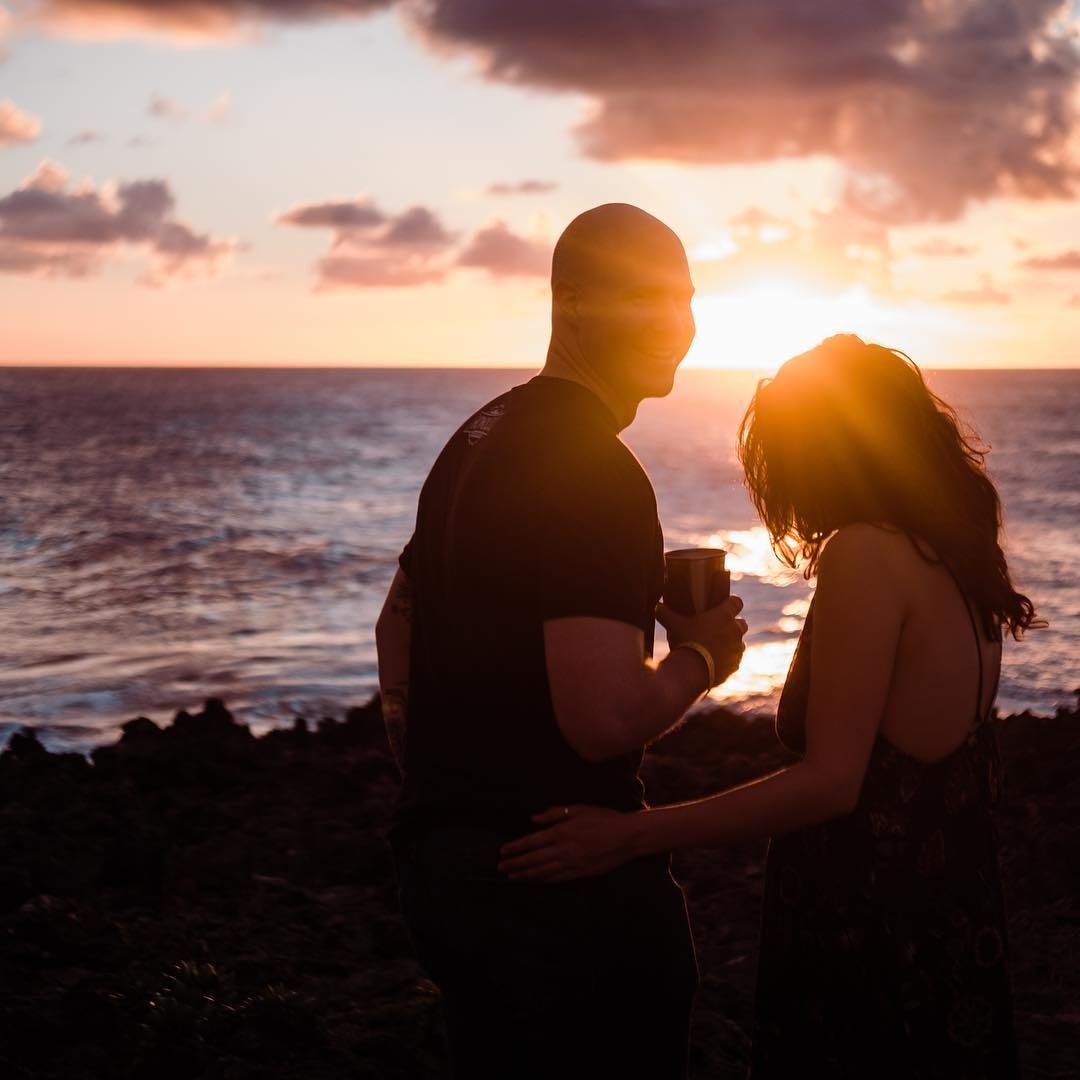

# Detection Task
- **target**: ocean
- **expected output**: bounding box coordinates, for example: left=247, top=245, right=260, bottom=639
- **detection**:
left=2, top=366, right=1077, bottom=752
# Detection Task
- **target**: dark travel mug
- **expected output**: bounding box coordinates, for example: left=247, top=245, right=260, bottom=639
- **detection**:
left=663, top=548, right=730, bottom=615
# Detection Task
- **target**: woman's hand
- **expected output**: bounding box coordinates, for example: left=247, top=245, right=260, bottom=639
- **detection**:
left=497, top=804, right=640, bottom=883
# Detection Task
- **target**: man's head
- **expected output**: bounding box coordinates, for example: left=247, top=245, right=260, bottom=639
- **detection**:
left=548, top=204, right=695, bottom=411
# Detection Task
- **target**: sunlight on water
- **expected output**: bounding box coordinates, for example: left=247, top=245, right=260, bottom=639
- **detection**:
left=699, top=526, right=803, bottom=587
left=708, top=639, right=799, bottom=704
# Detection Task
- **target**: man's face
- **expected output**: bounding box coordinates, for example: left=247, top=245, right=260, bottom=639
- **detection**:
left=571, top=254, right=696, bottom=404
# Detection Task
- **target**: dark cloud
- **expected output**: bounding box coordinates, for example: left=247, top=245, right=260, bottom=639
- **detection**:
left=378, top=205, right=455, bottom=248
left=412, top=0, right=1080, bottom=224
left=66, top=129, right=106, bottom=146
left=31, top=4, right=1080, bottom=223
left=277, top=195, right=456, bottom=287
left=456, top=220, right=550, bottom=278
left=1018, top=249, right=1080, bottom=270
left=0, top=99, right=41, bottom=146
left=276, top=198, right=386, bottom=231
left=487, top=179, right=559, bottom=196
left=0, top=160, right=237, bottom=283
left=939, top=276, right=1010, bottom=306
left=277, top=192, right=549, bottom=287
left=911, top=238, right=975, bottom=257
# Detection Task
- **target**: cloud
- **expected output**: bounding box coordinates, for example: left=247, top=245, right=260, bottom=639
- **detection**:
left=691, top=204, right=892, bottom=295
left=25, top=5, right=1080, bottom=224
left=315, top=254, right=446, bottom=289
left=277, top=192, right=549, bottom=287
left=939, top=275, right=1010, bottom=306
left=1018, top=249, right=1080, bottom=270
left=127, top=134, right=158, bottom=148
left=911, top=238, right=975, bottom=257
left=1069, top=294, right=1080, bottom=308
left=276, top=197, right=386, bottom=231
left=67, top=129, right=106, bottom=146
left=0, top=159, right=237, bottom=283
left=410, top=0, right=1080, bottom=225
left=34, top=0, right=394, bottom=39
left=486, top=179, right=558, bottom=196
left=148, top=92, right=186, bottom=122
left=457, top=220, right=550, bottom=278
left=0, top=99, right=42, bottom=146
left=202, top=90, right=230, bottom=124
left=379, top=205, right=455, bottom=248
left=277, top=194, right=457, bottom=288
left=0, top=5, right=11, bottom=60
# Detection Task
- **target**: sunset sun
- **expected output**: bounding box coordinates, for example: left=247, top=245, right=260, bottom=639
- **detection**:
left=688, top=281, right=909, bottom=371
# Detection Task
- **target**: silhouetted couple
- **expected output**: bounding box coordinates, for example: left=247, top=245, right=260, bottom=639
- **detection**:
left=377, top=205, right=1032, bottom=1079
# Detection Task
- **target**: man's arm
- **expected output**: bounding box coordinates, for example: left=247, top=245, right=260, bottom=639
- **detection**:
left=544, top=598, right=746, bottom=762
left=375, top=567, right=411, bottom=772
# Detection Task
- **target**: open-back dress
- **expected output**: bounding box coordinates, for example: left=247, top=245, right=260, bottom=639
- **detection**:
left=750, top=574, right=1021, bottom=1079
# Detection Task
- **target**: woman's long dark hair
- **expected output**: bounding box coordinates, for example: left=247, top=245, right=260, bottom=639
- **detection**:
left=738, top=334, right=1038, bottom=640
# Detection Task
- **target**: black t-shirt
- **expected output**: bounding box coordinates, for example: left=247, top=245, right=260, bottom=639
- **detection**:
left=393, top=375, right=664, bottom=840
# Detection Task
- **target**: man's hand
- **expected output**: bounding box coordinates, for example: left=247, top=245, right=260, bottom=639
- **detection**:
left=657, top=595, right=747, bottom=686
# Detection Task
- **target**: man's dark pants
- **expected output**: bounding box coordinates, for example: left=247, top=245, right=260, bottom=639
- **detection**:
left=395, top=825, right=699, bottom=1080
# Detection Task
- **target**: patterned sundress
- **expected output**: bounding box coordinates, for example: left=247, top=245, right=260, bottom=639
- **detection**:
left=750, top=576, right=1021, bottom=1079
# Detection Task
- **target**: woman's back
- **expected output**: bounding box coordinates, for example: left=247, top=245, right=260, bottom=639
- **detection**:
left=751, top=525, right=1019, bottom=1079
left=869, top=527, right=1002, bottom=763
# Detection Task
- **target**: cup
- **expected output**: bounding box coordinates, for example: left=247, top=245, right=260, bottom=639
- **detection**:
left=663, top=548, right=730, bottom=615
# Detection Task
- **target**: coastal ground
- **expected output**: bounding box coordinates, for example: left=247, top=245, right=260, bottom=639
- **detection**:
left=0, top=696, right=1076, bottom=1078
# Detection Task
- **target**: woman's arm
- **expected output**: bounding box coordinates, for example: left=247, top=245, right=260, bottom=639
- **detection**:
left=499, top=524, right=907, bottom=881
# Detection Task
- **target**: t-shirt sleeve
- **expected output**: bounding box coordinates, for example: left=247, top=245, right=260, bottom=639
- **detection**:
left=536, top=452, right=659, bottom=629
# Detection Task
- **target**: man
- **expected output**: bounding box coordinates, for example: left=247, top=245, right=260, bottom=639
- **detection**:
left=376, top=204, right=746, bottom=1079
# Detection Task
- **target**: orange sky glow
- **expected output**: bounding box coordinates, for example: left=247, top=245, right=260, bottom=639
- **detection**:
left=2, top=2, right=1080, bottom=370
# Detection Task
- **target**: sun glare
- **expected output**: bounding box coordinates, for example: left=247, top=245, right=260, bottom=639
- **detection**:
left=688, top=282, right=906, bottom=371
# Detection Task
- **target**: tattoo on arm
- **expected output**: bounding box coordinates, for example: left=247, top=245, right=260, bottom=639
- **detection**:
left=382, top=687, right=408, bottom=773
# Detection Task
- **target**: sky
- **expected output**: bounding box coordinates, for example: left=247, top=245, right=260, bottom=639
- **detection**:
left=2, top=1, right=1080, bottom=368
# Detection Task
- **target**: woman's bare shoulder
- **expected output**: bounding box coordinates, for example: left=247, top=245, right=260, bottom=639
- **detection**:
left=819, top=522, right=915, bottom=569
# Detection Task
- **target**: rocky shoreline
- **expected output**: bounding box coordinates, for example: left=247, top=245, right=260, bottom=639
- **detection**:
left=0, top=696, right=1076, bottom=1079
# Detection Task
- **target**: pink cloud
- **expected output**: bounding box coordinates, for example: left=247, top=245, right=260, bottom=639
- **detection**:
left=277, top=195, right=457, bottom=288
left=148, top=92, right=186, bottom=122
left=457, top=220, right=550, bottom=278
left=36, top=0, right=393, bottom=38
left=0, top=160, right=238, bottom=283
left=939, top=275, right=1011, bottom=306
left=277, top=193, right=550, bottom=287
left=487, top=179, right=558, bottom=196
left=911, top=238, right=975, bottom=258
left=0, top=99, right=42, bottom=146
left=27, top=4, right=1080, bottom=224
left=1019, top=250, right=1080, bottom=270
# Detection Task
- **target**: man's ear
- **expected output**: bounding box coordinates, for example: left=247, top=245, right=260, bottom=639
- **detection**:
left=553, top=281, right=579, bottom=320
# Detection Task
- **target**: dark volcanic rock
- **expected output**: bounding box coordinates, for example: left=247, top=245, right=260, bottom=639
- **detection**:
left=0, top=694, right=1075, bottom=1079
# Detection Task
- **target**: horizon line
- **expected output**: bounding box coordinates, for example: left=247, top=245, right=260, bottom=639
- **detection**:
left=0, top=363, right=1077, bottom=373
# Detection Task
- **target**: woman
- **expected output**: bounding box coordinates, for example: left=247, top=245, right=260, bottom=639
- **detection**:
left=498, top=335, right=1038, bottom=1078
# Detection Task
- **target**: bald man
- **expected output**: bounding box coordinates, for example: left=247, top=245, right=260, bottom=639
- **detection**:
left=376, top=204, right=746, bottom=1079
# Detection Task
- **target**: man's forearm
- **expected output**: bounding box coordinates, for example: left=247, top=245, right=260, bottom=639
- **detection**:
left=606, top=646, right=712, bottom=756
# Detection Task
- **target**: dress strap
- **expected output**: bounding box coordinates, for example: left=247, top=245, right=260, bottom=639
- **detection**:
left=939, top=560, right=992, bottom=726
